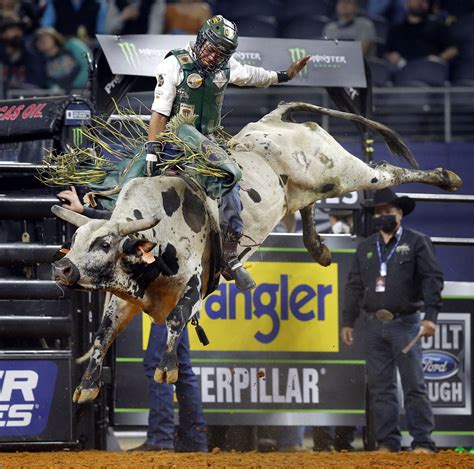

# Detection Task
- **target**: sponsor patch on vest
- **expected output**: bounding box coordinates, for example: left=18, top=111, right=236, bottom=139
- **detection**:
left=177, top=88, right=189, bottom=101
left=176, top=53, right=193, bottom=65
left=157, top=74, right=164, bottom=86
left=179, top=103, right=195, bottom=118
left=187, top=73, right=203, bottom=89
left=213, top=71, right=227, bottom=88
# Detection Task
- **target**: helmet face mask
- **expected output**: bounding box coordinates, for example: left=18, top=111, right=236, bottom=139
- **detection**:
left=194, top=15, right=238, bottom=74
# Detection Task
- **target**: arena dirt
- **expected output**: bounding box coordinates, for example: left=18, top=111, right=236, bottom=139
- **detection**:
left=0, top=450, right=473, bottom=468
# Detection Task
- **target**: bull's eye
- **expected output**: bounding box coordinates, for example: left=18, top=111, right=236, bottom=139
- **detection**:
left=89, top=235, right=112, bottom=254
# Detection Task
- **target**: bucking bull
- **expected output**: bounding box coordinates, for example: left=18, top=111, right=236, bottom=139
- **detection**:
left=52, top=102, right=462, bottom=403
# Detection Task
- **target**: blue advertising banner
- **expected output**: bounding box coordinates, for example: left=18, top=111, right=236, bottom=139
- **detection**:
left=0, top=361, right=57, bottom=436
left=0, top=356, right=72, bottom=442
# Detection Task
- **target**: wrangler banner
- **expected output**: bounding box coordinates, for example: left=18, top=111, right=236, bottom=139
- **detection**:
left=142, top=262, right=339, bottom=353
left=96, top=35, right=366, bottom=88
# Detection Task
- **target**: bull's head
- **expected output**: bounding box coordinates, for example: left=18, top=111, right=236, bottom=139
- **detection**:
left=51, top=205, right=165, bottom=298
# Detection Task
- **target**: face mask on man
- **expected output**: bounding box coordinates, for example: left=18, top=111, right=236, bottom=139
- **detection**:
left=331, top=220, right=351, bottom=234
left=374, top=214, right=397, bottom=233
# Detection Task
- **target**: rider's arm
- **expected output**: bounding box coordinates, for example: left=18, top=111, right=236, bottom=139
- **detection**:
left=228, top=56, right=278, bottom=88
left=150, top=55, right=181, bottom=125
left=148, top=111, right=169, bottom=141
left=228, top=55, right=310, bottom=87
left=148, top=55, right=180, bottom=151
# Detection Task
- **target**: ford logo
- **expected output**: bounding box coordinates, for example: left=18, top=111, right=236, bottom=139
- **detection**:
left=422, top=351, right=459, bottom=380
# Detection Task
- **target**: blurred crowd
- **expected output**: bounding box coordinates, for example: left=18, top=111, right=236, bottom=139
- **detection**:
left=0, top=0, right=473, bottom=97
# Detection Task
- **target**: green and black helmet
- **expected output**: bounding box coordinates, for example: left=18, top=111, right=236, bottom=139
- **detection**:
left=194, top=15, right=238, bottom=74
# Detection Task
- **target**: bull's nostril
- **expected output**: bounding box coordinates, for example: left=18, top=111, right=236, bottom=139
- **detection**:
left=63, top=266, right=71, bottom=276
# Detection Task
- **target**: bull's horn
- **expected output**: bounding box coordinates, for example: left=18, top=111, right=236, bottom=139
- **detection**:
left=118, top=216, right=160, bottom=236
left=51, top=205, right=91, bottom=227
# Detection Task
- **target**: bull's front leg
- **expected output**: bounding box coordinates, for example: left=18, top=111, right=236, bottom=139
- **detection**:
left=73, top=295, right=140, bottom=403
left=154, top=274, right=201, bottom=384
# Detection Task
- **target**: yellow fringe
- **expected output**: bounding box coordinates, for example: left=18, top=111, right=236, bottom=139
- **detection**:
left=37, top=102, right=232, bottom=187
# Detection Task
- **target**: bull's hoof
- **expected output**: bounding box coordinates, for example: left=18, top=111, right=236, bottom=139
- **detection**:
left=154, top=367, right=179, bottom=384
left=318, top=245, right=332, bottom=267
left=73, top=386, right=100, bottom=404
left=440, top=169, right=462, bottom=192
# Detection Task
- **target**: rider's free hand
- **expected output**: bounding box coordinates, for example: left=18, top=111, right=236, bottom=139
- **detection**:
left=287, top=55, right=311, bottom=79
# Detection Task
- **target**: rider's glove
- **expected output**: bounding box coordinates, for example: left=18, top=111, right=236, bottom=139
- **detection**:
left=145, top=140, right=163, bottom=176
left=145, top=140, right=162, bottom=161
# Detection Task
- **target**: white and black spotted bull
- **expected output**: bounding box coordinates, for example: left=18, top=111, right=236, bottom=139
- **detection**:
left=52, top=102, right=462, bottom=403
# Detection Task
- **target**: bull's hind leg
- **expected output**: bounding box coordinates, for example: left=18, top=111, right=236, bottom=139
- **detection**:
left=366, top=161, right=462, bottom=192
left=154, top=274, right=201, bottom=384
left=73, top=296, right=140, bottom=403
left=300, top=205, right=331, bottom=266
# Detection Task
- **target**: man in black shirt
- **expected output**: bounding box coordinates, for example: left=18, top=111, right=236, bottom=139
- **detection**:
left=341, top=188, right=442, bottom=453
left=384, top=0, right=458, bottom=68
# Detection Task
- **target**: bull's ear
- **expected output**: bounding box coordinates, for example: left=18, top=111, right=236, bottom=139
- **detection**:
left=122, top=238, right=157, bottom=256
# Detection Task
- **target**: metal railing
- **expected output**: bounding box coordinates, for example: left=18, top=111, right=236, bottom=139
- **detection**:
left=220, top=86, right=474, bottom=143
left=3, top=86, right=473, bottom=144
left=111, top=86, right=474, bottom=143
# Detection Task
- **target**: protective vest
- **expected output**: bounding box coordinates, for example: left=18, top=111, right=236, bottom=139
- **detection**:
left=166, top=49, right=230, bottom=135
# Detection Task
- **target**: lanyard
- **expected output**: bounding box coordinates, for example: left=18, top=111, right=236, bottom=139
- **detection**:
left=376, top=228, right=403, bottom=276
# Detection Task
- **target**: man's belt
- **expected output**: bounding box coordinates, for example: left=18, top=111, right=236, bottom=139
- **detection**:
left=367, top=309, right=416, bottom=321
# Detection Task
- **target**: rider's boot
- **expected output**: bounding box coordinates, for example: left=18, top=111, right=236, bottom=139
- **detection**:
left=222, top=231, right=256, bottom=291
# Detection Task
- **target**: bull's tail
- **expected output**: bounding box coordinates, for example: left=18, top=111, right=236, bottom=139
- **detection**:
left=274, top=102, right=419, bottom=169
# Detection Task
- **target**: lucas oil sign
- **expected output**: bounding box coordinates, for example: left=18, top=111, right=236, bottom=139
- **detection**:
left=143, top=261, right=339, bottom=352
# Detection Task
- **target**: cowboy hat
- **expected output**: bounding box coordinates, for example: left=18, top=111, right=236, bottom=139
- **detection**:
left=365, top=188, right=415, bottom=216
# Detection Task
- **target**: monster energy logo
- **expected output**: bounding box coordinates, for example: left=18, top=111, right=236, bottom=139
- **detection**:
left=118, top=42, right=140, bottom=69
left=72, top=127, right=83, bottom=147
left=289, top=48, right=308, bottom=76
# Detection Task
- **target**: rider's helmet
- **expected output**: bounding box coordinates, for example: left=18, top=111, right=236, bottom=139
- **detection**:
left=193, top=15, right=238, bottom=74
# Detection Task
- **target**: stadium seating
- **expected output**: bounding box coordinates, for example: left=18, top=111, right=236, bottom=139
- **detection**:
left=235, top=15, right=279, bottom=37
left=394, top=58, right=449, bottom=87
left=279, top=14, right=329, bottom=40
left=451, top=14, right=474, bottom=85
left=366, top=57, right=392, bottom=87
